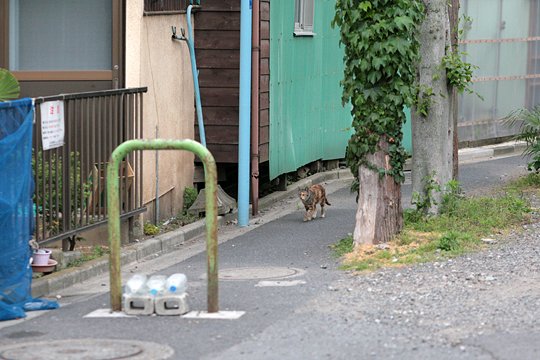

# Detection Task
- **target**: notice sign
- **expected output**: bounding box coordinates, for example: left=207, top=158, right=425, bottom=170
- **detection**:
left=40, top=100, right=65, bottom=150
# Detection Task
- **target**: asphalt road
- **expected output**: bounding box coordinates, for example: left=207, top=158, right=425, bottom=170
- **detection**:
left=0, top=154, right=536, bottom=360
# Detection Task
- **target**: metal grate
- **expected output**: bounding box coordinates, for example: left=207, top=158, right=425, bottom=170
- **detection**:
left=144, top=0, right=188, bottom=13
left=32, top=88, right=147, bottom=249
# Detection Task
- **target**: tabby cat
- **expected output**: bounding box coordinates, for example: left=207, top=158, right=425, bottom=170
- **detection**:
left=298, top=184, right=331, bottom=222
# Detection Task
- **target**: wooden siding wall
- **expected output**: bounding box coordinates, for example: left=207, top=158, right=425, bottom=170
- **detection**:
left=194, top=0, right=269, bottom=163
left=259, top=0, right=270, bottom=163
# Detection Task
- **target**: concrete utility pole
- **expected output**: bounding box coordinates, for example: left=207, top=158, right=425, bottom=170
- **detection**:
left=412, top=0, right=454, bottom=214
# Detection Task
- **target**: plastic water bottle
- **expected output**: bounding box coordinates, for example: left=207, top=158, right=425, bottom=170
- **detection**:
left=165, top=273, right=187, bottom=294
left=146, top=275, right=167, bottom=296
left=124, top=274, right=147, bottom=295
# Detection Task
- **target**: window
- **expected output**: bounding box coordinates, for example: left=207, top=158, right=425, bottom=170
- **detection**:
left=294, top=0, right=315, bottom=36
left=8, top=0, right=111, bottom=71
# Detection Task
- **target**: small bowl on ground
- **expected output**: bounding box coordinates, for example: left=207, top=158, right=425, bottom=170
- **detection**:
left=31, top=259, right=57, bottom=273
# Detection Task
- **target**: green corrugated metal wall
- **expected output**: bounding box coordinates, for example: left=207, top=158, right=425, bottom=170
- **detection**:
left=269, top=0, right=351, bottom=179
left=269, top=0, right=413, bottom=179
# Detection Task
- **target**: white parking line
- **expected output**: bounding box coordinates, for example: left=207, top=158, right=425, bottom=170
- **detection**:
left=182, top=311, right=245, bottom=320
left=255, top=280, right=307, bottom=287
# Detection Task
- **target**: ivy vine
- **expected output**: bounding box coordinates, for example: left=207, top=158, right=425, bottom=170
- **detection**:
left=441, top=50, right=478, bottom=95
left=443, top=14, right=481, bottom=100
left=333, top=0, right=425, bottom=191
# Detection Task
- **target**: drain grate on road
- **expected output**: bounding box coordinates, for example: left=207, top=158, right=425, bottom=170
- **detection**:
left=0, top=339, right=174, bottom=360
left=217, top=266, right=305, bottom=281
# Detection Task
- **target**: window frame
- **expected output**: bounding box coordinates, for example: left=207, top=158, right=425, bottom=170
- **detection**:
left=294, top=0, right=315, bottom=37
left=0, top=0, right=123, bottom=87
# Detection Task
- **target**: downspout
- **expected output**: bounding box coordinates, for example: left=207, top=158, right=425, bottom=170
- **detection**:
left=251, top=0, right=260, bottom=216
left=238, top=0, right=253, bottom=227
left=171, top=4, right=206, bottom=147
left=186, top=4, right=206, bottom=147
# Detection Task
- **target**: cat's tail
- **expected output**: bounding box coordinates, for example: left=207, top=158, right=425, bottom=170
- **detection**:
left=325, top=198, right=331, bottom=206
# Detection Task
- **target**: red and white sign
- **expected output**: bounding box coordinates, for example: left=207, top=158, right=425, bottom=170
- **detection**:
left=40, top=100, right=65, bottom=150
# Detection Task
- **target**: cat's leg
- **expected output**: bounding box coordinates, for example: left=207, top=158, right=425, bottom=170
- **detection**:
left=320, top=203, right=326, bottom=218
left=304, top=208, right=312, bottom=221
left=312, top=205, right=318, bottom=219
left=306, top=206, right=315, bottom=221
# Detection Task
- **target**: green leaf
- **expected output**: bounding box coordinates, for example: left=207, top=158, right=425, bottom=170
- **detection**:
left=394, top=16, right=414, bottom=31
left=359, top=1, right=372, bottom=12
left=0, top=68, right=20, bottom=101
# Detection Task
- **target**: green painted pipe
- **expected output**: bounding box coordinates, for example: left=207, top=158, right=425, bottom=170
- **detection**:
left=107, top=139, right=219, bottom=313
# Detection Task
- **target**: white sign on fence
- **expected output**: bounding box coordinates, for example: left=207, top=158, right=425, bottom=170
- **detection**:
left=40, top=100, right=65, bottom=150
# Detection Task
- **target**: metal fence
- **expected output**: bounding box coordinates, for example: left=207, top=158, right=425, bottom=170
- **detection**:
left=32, top=87, right=147, bottom=250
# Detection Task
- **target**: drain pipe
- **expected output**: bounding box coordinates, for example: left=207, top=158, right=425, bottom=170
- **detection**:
left=155, top=125, right=160, bottom=224
left=238, top=0, right=252, bottom=227
left=171, top=4, right=206, bottom=147
left=250, top=0, right=260, bottom=216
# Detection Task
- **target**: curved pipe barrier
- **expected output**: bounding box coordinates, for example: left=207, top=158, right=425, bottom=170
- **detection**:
left=107, top=139, right=218, bottom=312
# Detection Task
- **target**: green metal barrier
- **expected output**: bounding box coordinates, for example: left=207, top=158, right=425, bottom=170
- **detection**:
left=106, top=139, right=218, bottom=313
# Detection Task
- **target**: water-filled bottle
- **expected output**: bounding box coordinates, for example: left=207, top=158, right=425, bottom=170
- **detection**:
left=146, top=275, right=167, bottom=296
left=124, top=274, right=147, bottom=295
left=166, top=273, right=187, bottom=294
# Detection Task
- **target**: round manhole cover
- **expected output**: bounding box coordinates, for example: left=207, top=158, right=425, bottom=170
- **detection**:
left=0, top=339, right=174, bottom=360
left=218, top=266, right=304, bottom=281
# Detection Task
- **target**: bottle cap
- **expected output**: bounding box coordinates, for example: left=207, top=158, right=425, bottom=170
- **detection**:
left=150, top=289, right=157, bottom=296
left=170, top=286, right=177, bottom=292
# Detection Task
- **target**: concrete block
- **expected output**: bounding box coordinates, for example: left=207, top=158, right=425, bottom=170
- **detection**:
left=493, top=146, right=515, bottom=156
left=160, top=231, right=185, bottom=253
left=123, top=294, right=154, bottom=315
left=136, top=238, right=162, bottom=260
left=325, top=159, right=340, bottom=171
left=181, top=221, right=205, bottom=241
left=154, top=293, right=190, bottom=316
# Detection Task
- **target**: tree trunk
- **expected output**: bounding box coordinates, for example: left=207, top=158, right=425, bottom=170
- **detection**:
left=353, top=140, right=402, bottom=246
left=411, top=0, right=454, bottom=214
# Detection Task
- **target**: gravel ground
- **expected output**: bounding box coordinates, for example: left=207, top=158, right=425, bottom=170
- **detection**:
left=210, top=195, right=540, bottom=359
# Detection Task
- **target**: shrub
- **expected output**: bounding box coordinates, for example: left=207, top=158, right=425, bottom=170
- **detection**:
left=143, top=223, right=159, bottom=236
left=183, top=186, right=198, bottom=211
left=506, top=106, right=540, bottom=172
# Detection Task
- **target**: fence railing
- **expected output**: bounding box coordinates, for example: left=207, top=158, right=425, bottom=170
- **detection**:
left=32, top=87, right=147, bottom=250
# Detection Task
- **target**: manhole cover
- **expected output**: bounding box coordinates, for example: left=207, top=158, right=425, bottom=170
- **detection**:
left=0, top=339, right=174, bottom=360
left=217, top=266, right=304, bottom=281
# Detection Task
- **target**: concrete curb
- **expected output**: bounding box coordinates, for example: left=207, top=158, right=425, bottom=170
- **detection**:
left=31, top=168, right=352, bottom=298
left=403, top=140, right=526, bottom=170
left=458, top=140, right=526, bottom=162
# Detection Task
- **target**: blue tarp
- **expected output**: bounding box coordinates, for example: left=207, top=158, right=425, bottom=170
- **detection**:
left=0, top=98, right=58, bottom=321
